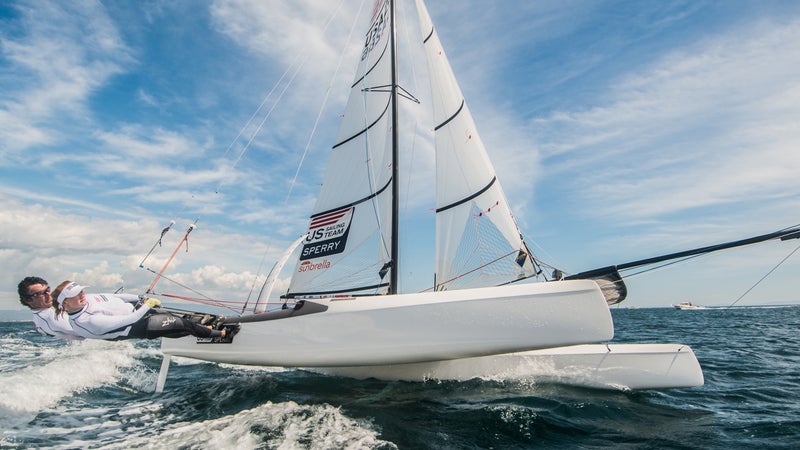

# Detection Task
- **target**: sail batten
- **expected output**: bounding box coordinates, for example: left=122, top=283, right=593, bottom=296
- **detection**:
left=436, top=177, right=496, bottom=213
left=351, top=43, right=389, bottom=88
left=311, top=178, right=393, bottom=219
left=333, top=97, right=391, bottom=149
left=434, top=99, right=465, bottom=131
left=422, top=27, right=434, bottom=44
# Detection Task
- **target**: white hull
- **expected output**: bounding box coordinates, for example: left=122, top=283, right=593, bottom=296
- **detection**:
left=161, top=280, right=614, bottom=366
left=673, top=302, right=707, bottom=310
left=313, top=343, right=704, bottom=390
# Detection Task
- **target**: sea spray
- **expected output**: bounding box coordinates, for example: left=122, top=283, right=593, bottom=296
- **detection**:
left=0, top=339, right=138, bottom=415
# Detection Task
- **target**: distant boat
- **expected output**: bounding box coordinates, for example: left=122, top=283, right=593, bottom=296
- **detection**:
left=673, top=302, right=707, bottom=310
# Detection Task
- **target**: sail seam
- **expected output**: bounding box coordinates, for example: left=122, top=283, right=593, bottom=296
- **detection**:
left=311, top=178, right=392, bottom=219
left=436, top=176, right=496, bottom=213
left=332, top=97, right=391, bottom=149
left=434, top=99, right=465, bottom=131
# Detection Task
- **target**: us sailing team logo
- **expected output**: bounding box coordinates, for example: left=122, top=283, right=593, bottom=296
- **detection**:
left=299, top=206, right=354, bottom=262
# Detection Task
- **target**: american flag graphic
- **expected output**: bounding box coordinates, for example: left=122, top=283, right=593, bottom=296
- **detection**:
left=309, top=207, right=352, bottom=230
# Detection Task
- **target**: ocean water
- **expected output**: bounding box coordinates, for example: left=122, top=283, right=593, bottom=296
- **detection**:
left=1, top=306, right=799, bottom=449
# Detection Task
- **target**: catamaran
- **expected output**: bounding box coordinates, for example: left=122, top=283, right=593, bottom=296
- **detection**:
left=156, top=0, right=799, bottom=391
left=161, top=0, right=614, bottom=370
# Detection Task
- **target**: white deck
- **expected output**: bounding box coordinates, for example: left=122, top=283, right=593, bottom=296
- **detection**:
left=161, top=280, right=614, bottom=367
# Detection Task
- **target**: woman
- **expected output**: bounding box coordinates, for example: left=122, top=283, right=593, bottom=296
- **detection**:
left=53, top=281, right=225, bottom=340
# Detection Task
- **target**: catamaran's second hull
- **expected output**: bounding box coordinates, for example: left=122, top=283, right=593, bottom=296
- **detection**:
left=161, top=280, right=613, bottom=367
left=312, top=343, right=704, bottom=390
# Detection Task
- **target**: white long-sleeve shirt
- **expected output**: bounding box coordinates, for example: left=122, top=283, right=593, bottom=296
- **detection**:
left=84, top=293, right=140, bottom=315
left=68, top=303, right=152, bottom=340
left=31, top=307, right=82, bottom=340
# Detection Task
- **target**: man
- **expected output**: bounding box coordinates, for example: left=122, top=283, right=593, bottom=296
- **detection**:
left=17, top=276, right=81, bottom=340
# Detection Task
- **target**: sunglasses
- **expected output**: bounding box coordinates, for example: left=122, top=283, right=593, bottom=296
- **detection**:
left=26, top=287, right=51, bottom=298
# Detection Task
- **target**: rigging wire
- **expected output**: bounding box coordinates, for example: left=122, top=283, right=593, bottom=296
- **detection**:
left=139, top=22, right=313, bottom=282
left=159, top=293, right=246, bottom=314
left=144, top=267, right=214, bottom=301
left=239, top=0, right=355, bottom=313
left=224, top=62, right=305, bottom=190
left=141, top=0, right=359, bottom=312
left=549, top=227, right=800, bottom=307
left=284, top=0, right=364, bottom=203
left=423, top=250, right=518, bottom=292
left=215, top=56, right=302, bottom=179
left=140, top=12, right=313, bottom=284
left=211, top=0, right=355, bottom=196
left=724, top=241, right=800, bottom=309
left=138, top=220, right=175, bottom=268
left=225, top=61, right=311, bottom=310
left=240, top=0, right=366, bottom=313
left=618, top=253, right=707, bottom=279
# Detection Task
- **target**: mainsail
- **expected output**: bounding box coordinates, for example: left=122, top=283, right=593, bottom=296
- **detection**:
left=288, top=0, right=539, bottom=297
left=288, top=0, right=396, bottom=298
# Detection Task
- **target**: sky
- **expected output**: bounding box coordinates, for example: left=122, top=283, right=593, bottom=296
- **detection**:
left=1, top=0, right=800, bottom=315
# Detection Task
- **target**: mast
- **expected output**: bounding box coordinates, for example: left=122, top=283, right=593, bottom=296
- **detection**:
left=287, top=0, right=404, bottom=298
left=389, top=0, right=399, bottom=294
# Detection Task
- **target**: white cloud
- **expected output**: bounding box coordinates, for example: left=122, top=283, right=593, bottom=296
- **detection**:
left=0, top=0, right=133, bottom=153
left=210, top=0, right=356, bottom=69
left=0, top=194, right=292, bottom=310
left=2, top=0, right=798, bottom=311
left=95, top=126, right=202, bottom=160
left=530, top=18, right=800, bottom=223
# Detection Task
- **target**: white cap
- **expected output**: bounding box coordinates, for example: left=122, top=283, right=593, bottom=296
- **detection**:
left=57, top=282, right=88, bottom=305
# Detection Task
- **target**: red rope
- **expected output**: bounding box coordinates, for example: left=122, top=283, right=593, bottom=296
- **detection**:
left=160, top=292, right=245, bottom=306
left=159, top=292, right=297, bottom=315
left=146, top=224, right=195, bottom=294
